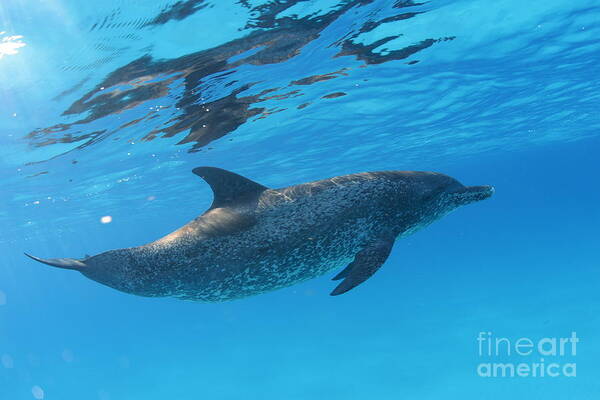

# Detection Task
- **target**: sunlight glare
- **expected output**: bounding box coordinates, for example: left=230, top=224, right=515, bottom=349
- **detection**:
left=0, top=32, right=26, bottom=59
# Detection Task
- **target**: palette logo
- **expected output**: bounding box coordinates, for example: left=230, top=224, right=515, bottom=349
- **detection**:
left=476, top=332, right=578, bottom=378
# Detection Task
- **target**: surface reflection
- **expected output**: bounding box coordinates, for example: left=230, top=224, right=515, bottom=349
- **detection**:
left=25, top=0, right=445, bottom=156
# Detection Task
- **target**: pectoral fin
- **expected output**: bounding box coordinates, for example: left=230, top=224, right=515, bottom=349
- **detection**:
left=330, top=238, right=394, bottom=296
left=331, top=264, right=353, bottom=281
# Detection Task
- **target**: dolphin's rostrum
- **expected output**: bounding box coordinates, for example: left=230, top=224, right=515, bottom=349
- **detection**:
left=25, top=167, right=493, bottom=301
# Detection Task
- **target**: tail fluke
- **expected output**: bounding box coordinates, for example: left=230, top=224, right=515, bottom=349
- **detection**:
left=24, top=253, right=86, bottom=271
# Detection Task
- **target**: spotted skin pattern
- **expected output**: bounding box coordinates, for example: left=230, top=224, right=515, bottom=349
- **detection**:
left=27, top=168, right=494, bottom=301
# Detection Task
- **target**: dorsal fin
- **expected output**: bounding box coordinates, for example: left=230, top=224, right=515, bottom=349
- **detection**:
left=192, top=167, right=268, bottom=208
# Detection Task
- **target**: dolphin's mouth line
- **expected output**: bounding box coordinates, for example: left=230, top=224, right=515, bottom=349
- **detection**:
left=451, top=185, right=495, bottom=204
left=461, top=185, right=495, bottom=196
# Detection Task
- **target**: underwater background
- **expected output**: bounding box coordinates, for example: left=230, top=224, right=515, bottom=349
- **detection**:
left=1, top=0, right=599, bottom=398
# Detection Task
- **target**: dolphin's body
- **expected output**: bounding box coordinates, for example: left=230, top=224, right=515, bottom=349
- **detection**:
left=26, top=167, right=493, bottom=301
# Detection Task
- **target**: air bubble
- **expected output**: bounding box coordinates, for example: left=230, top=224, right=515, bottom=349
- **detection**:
left=61, top=349, right=74, bottom=363
left=32, top=386, right=44, bottom=399
left=1, top=354, right=13, bottom=368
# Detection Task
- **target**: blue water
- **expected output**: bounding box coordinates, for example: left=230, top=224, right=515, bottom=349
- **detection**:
left=1, top=0, right=600, bottom=398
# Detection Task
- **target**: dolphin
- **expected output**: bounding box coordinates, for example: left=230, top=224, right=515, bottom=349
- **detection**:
left=25, top=167, right=493, bottom=301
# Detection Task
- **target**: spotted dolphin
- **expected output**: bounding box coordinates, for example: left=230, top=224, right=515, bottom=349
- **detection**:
left=25, top=167, right=493, bottom=301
